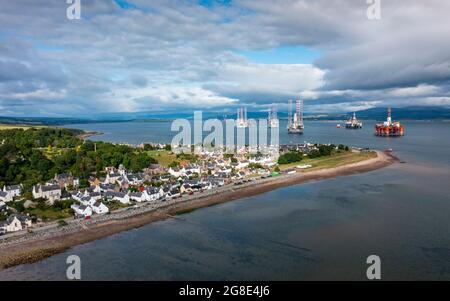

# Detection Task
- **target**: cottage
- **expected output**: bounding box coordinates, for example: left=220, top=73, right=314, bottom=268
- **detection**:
left=0, top=191, right=13, bottom=203
left=105, top=191, right=130, bottom=204
left=0, top=214, right=32, bottom=233
left=32, top=184, right=61, bottom=204
left=71, top=204, right=93, bottom=217
left=145, top=186, right=163, bottom=201
left=125, top=173, right=145, bottom=185
left=129, top=192, right=145, bottom=202
left=167, top=188, right=181, bottom=199
left=91, top=201, right=109, bottom=215
left=3, top=184, right=22, bottom=198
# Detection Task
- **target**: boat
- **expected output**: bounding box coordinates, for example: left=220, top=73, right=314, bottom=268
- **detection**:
left=336, top=124, right=342, bottom=128
left=375, top=107, right=405, bottom=137
left=287, top=99, right=304, bottom=134
left=345, top=112, right=363, bottom=129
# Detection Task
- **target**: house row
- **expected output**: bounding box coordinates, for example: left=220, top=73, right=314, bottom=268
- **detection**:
left=71, top=200, right=109, bottom=218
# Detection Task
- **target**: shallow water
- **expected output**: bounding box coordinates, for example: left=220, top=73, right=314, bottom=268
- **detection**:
left=1, top=120, right=449, bottom=280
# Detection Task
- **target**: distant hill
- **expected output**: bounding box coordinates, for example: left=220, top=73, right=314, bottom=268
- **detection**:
left=1, top=106, right=449, bottom=125
left=350, top=106, right=450, bottom=121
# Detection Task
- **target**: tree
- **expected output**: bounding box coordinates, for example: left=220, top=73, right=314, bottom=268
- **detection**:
left=278, top=152, right=303, bottom=164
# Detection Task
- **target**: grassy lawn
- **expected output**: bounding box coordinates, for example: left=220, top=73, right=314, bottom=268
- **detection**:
left=24, top=207, right=73, bottom=221
left=0, top=124, right=47, bottom=130
left=145, top=149, right=177, bottom=167
left=279, top=151, right=377, bottom=172
left=107, top=200, right=131, bottom=211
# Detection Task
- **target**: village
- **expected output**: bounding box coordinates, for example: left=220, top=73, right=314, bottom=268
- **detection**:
left=0, top=142, right=359, bottom=236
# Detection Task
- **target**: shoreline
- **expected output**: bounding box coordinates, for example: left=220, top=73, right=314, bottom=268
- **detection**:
left=0, top=150, right=398, bottom=271
left=76, top=130, right=101, bottom=140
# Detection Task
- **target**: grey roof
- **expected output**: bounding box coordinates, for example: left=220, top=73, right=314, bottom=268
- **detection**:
left=0, top=191, right=8, bottom=198
left=40, top=184, right=60, bottom=192
left=106, top=191, right=126, bottom=198
left=5, top=185, right=21, bottom=191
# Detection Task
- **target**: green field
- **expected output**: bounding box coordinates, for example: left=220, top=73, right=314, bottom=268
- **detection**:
left=279, top=150, right=377, bottom=172
left=145, top=149, right=178, bottom=167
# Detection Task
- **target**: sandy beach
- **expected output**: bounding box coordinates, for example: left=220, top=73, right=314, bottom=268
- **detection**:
left=0, top=150, right=398, bottom=271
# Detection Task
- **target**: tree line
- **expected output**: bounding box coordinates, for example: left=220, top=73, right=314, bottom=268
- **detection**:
left=0, top=128, right=157, bottom=191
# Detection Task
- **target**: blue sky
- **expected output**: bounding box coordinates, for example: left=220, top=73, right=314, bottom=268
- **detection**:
left=237, top=46, right=321, bottom=64
left=0, top=0, right=449, bottom=117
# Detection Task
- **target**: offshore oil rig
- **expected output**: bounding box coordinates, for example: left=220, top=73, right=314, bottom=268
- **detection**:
left=268, top=105, right=279, bottom=128
left=375, top=107, right=405, bottom=137
left=287, top=99, right=304, bottom=134
left=345, top=112, right=363, bottom=129
left=236, top=107, right=248, bottom=128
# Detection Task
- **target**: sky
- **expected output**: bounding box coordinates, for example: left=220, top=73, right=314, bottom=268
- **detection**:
left=1, top=0, right=450, bottom=117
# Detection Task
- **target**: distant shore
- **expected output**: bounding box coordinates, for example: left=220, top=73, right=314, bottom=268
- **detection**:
left=0, top=150, right=398, bottom=271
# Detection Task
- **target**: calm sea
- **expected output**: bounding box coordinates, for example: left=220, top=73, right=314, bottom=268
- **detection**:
left=0, top=120, right=449, bottom=280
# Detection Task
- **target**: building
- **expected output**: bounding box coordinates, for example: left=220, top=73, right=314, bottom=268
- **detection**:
left=71, top=204, right=93, bottom=217
left=32, top=184, right=62, bottom=204
left=54, top=173, right=80, bottom=189
left=0, top=191, right=13, bottom=203
left=0, top=214, right=32, bottom=234
left=3, top=184, right=22, bottom=198
left=105, top=191, right=130, bottom=204
left=91, top=201, right=109, bottom=215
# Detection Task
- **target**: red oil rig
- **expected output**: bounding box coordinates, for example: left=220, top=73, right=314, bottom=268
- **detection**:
left=374, top=107, right=405, bottom=137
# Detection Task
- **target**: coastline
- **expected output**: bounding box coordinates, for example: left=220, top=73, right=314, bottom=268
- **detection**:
left=76, top=130, right=101, bottom=140
left=0, top=150, right=398, bottom=271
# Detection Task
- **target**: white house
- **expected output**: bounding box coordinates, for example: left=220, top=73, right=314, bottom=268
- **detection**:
left=145, top=187, right=163, bottom=201
left=106, top=192, right=130, bottom=204
left=0, top=214, right=32, bottom=233
left=32, top=184, right=61, bottom=204
left=91, top=201, right=109, bottom=215
left=71, top=204, right=93, bottom=217
left=129, top=192, right=145, bottom=202
left=0, top=191, right=13, bottom=203
left=0, top=215, right=22, bottom=233
left=3, top=185, right=22, bottom=198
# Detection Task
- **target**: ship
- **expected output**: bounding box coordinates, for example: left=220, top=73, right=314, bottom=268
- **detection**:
left=374, top=107, right=405, bottom=137
left=345, top=112, right=363, bottom=129
left=287, top=99, right=304, bottom=134
left=236, top=107, right=248, bottom=128
left=268, top=105, right=279, bottom=128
